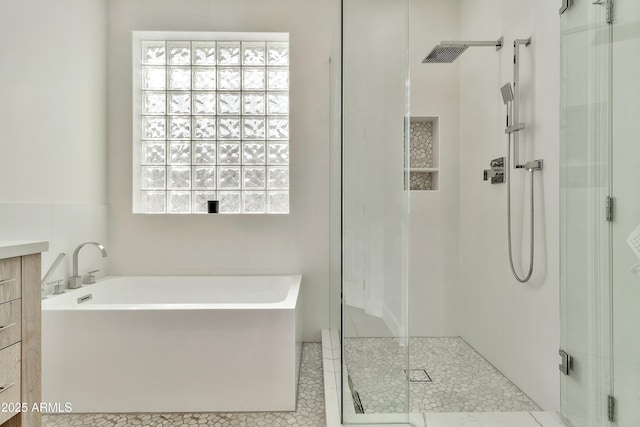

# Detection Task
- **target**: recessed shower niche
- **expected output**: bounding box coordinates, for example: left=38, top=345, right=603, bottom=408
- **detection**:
left=409, top=116, right=438, bottom=191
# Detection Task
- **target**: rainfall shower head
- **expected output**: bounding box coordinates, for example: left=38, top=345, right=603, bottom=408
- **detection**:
left=422, top=37, right=503, bottom=63
left=423, top=44, right=469, bottom=63
left=500, top=83, right=514, bottom=104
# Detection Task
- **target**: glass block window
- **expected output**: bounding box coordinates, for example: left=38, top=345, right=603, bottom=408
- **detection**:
left=133, top=33, right=289, bottom=214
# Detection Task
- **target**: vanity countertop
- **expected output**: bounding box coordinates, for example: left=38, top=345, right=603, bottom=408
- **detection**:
left=0, top=240, right=49, bottom=259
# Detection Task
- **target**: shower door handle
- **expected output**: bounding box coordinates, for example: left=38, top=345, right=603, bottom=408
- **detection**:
left=559, top=0, right=573, bottom=15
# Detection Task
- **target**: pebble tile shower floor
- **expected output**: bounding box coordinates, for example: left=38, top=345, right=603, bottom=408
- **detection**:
left=42, top=343, right=324, bottom=427
left=344, top=337, right=540, bottom=414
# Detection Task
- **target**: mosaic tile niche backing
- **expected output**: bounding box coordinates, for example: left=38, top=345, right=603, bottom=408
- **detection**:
left=410, top=120, right=435, bottom=191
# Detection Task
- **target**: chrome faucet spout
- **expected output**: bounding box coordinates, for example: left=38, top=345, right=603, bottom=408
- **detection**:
left=69, top=242, right=108, bottom=289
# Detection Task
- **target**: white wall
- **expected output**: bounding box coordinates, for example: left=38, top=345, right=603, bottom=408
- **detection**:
left=409, top=0, right=461, bottom=337
left=107, top=0, right=334, bottom=341
left=0, top=0, right=109, bottom=290
left=457, top=0, right=560, bottom=410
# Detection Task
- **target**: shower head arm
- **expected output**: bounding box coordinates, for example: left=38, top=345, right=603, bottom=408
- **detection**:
left=440, top=37, right=503, bottom=51
left=514, top=38, right=532, bottom=47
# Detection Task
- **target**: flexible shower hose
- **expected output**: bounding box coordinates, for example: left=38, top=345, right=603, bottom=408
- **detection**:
left=506, top=133, right=535, bottom=283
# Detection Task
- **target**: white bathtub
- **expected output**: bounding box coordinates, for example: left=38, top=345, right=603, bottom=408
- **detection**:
left=41, top=275, right=302, bottom=413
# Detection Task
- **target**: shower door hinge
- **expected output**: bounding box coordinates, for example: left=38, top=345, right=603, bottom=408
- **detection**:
left=559, top=349, right=573, bottom=376
left=607, top=395, right=615, bottom=422
left=559, top=0, right=572, bottom=15
left=606, top=0, right=613, bottom=24
left=606, top=196, right=614, bottom=222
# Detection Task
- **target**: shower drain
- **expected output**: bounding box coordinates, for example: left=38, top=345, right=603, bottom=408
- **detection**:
left=404, top=369, right=432, bottom=383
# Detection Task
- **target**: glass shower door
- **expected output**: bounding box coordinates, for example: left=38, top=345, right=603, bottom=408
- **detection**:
left=611, top=0, right=640, bottom=424
left=561, top=0, right=640, bottom=425
left=560, top=1, right=612, bottom=426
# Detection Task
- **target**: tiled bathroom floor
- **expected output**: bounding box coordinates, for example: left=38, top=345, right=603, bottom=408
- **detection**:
left=344, top=337, right=541, bottom=414
left=42, top=343, right=325, bottom=427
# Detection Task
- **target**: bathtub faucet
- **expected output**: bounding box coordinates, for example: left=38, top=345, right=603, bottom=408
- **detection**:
left=69, top=242, right=108, bottom=289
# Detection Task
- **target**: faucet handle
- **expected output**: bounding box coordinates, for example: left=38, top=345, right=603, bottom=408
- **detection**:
left=85, top=270, right=100, bottom=284
left=43, top=280, right=65, bottom=297
left=48, top=280, right=65, bottom=295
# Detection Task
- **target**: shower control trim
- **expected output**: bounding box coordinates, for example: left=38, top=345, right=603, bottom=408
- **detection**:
left=483, top=157, right=505, bottom=184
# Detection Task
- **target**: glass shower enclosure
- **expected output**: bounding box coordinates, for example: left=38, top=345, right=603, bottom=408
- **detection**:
left=560, top=0, right=640, bottom=425
left=340, top=0, right=410, bottom=424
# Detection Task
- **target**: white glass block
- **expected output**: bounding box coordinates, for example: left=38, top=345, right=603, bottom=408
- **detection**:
left=268, top=68, right=289, bottom=90
left=142, top=166, right=166, bottom=189
left=168, top=41, right=191, bottom=65
left=143, top=92, right=166, bottom=115
left=218, top=93, right=241, bottom=115
left=142, top=41, right=166, bottom=65
left=267, top=93, right=288, bottom=115
left=168, top=191, right=191, bottom=213
left=193, top=191, right=217, bottom=213
left=193, top=116, right=216, bottom=139
left=243, top=68, right=265, bottom=90
left=192, top=42, right=216, bottom=65
left=142, top=142, right=166, bottom=164
left=243, top=42, right=266, bottom=65
left=168, top=67, right=191, bottom=90
left=194, top=142, right=216, bottom=164
left=169, top=117, right=190, bottom=139
left=143, top=191, right=166, bottom=213
left=268, top=191, right=289, bottom=214
left=218, top=42, right=240, bottom=65
left=142, top=67, right=166, bottom=90
left=268, top=118, right=289, bottom=140
left=193, top=92, right=216, bottom=114
left=218, top=68, right=241, bottom=90
left=243, top=167, right=266, bottom=189
left=243, top=118, right=266, bottom=140
left=169, top=143, right=191, bottom=164
left=193, top=68, right=216, bottom=90
left=169, top=92, right=191, bottom=115
left=243, top=93, right=265, bottom=115
left=267, top=42, right=289, bottom=65
left=243, top=191, right=266, bottom=213
left=243, top=143, right=266, bottom=165
left=219, top=191, right=241, bottom=214
left=168, top=166, right=191, bottom=189
left=218, top=167, right=241, bottom=189
left=268, top=167, right=289, bottom=189
left=143, top=117, right=166, bottom=140
left=218, top=142, right=240, bottom=164
left=218, top=117, right=241, bottom=140
left=194, top=166, right=217, bottom=189
left=268, top=142, right=289, bottom=164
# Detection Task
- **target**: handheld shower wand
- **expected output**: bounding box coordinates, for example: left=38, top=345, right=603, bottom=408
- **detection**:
left=500, top=38, right=542, bottom=283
